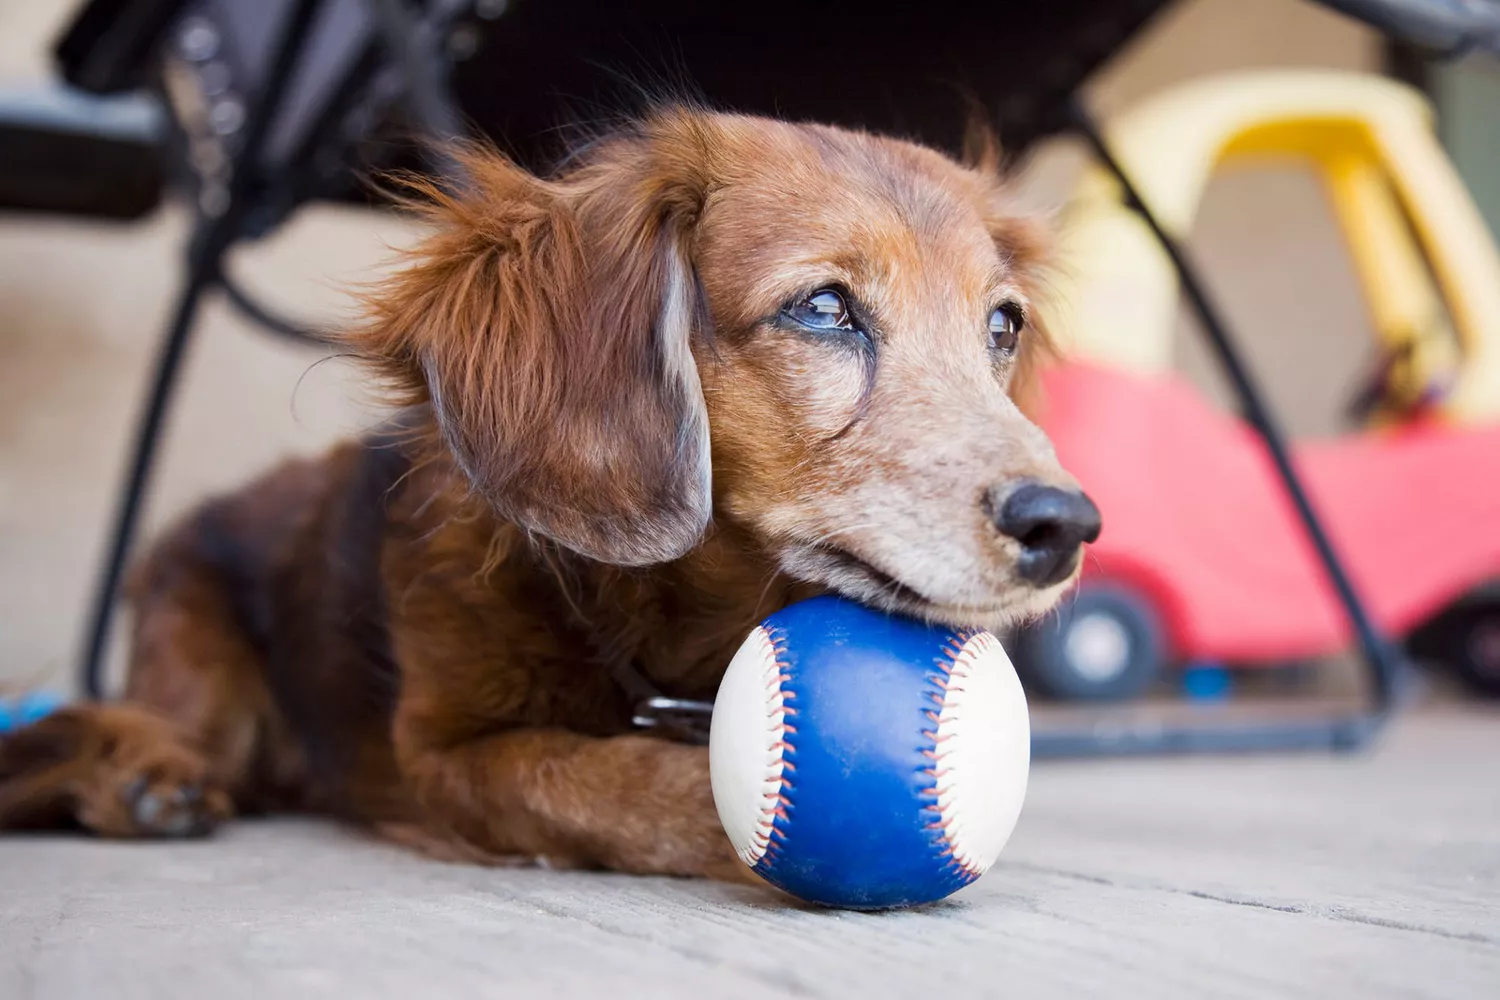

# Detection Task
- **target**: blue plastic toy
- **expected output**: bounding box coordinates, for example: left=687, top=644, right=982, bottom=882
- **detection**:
left=0, top=691, right=65, bottom=733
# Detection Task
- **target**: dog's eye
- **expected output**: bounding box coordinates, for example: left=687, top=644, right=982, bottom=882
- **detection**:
left=787, top=289, right=853, bottom=332
left=988, top=303, right=1025, bottom=355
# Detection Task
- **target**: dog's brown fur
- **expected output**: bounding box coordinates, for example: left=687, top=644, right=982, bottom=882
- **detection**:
left=0, top=109, right=1087, bottom=879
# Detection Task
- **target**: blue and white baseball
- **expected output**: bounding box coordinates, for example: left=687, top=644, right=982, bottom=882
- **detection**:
left=709, top=595, right=1030, bottom=909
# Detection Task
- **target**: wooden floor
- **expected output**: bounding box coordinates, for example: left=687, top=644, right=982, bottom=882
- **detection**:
left=2, top=708, right=1497, bottom=999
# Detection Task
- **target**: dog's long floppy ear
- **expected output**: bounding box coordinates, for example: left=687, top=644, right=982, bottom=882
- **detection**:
left=354, top=114, right=714, bottom=565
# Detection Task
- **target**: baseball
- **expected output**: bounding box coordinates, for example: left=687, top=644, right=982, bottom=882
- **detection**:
left=709, top=595, right=1031, bottom=909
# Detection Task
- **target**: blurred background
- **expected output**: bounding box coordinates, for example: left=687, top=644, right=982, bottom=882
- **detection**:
left=2, top=0, right=1498, bottom=718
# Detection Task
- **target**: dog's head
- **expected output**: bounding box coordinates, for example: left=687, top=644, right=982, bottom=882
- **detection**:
left=357, top=108, right=1097, bottom=628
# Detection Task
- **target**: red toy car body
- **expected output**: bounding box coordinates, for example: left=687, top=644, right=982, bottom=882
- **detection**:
left=1014, top=363, right=1500, bottom=699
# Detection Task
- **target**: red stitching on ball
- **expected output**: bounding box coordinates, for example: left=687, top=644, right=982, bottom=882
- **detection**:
left=744, top=624, right=798, bottom=869
left=919, top=630, right=999, bottom=881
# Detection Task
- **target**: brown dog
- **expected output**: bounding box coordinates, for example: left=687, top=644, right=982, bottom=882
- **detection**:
left=0, top=108, right=1098, bottom=879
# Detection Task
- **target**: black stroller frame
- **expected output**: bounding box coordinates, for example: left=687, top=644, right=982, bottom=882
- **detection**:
left=80, top=0, right=1489, bottom=757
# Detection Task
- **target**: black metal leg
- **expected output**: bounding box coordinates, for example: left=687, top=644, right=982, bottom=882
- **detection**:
left=78, top=0, right=328, bottom=698
left=79, top=260, right=216, bottom=697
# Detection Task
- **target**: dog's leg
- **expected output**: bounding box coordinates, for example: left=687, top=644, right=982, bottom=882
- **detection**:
left=0, top=703, right=235, bottom=836
left=394, top=723, right=749, bottom=881
left=0, top=524, right=290, bottom=837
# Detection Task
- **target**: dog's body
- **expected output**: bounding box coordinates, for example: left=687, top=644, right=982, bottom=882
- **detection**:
left=0, top=109, right=1097, bottom=879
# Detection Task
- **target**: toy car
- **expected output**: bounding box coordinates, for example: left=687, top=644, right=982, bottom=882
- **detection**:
left=1016, top=70, right=1500, bottom=701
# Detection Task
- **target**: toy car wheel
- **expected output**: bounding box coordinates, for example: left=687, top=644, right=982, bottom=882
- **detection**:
left=1013, top=585, right=1164, bottom=701
left=1408, top=597, right=1500, bottom=699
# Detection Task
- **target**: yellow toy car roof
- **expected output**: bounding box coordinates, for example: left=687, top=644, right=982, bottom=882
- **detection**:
left=1055, top=69, right=1500, bottom=423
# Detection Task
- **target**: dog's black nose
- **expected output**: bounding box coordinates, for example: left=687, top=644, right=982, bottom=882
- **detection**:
left=993, top=482, right=1102, bottom=587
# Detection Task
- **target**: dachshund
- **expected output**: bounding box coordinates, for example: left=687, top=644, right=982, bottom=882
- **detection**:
left=0, top=107, right=1099, bottom=880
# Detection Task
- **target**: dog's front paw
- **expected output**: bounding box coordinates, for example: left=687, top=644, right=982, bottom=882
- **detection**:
left=68, top=707, right=232, bottom=838
left=108, top=767, right=232, bottom=838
